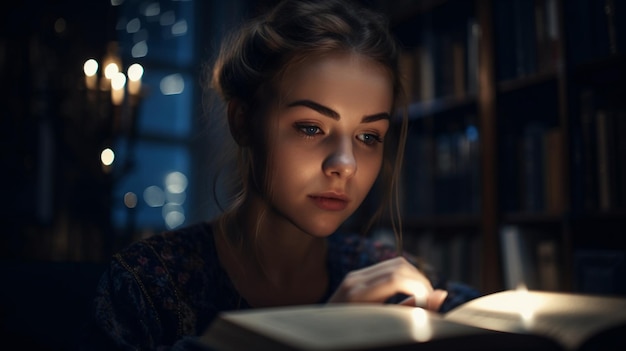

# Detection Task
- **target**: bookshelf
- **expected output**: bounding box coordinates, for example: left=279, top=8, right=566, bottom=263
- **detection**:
left=363, top=0, right=626, bottom=295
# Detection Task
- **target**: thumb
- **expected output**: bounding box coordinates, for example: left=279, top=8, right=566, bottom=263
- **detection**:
left=426, top=289, right=448, bottom=311
left=398, top=289, right=448, bottom=311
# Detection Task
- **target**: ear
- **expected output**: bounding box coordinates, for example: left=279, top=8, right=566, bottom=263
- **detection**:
left=227, top=99, right=250, bottom=146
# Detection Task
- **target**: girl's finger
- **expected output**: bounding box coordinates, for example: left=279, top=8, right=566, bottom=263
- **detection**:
left=398, top=289, right=448, bottom=311
left=348, top=273, right=432, bottom=303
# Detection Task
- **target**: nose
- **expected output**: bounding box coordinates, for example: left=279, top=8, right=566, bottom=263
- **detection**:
left=322, top=136, right=356, bottom=178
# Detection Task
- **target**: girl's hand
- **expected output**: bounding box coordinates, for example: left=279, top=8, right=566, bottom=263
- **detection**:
left=327, top=256, right=448, bottom=311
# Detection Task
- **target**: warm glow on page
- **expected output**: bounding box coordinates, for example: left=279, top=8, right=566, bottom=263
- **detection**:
left=411, top=307, right=433, bottom=341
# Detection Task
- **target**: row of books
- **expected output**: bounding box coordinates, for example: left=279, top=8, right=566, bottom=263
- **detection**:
left=402, top=229, right=482, bottom=290
left=398, top=0, right=563, bottom=100
left=499, top=225, right=562, bottom=292
left=501, top=123, right=565, bottom=214
left=573, top=249, right=626, bottom=295
left=571, top=88, right=626, bottom=212
left=493, top=0, right=560, bottom=82
left=402, top=115, right=481, bottom=217
left=501, top=224, right=626, bottom=296
left=565, top=0, right=625, bottom=66
left=397, top=9, right=478, bottom=104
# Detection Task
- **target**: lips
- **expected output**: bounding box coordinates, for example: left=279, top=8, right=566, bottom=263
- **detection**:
left=309, top=192, right=350, bottom=211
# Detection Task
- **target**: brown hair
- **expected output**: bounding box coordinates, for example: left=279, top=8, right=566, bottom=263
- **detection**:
left=207, top=0, right=408, bottom=252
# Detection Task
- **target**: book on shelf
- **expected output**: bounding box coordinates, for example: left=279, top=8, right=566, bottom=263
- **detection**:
left=395, top=5, right=479, bottom=107
left=616, top=108, right=626, bottom=209
left=499, top=225, right=539, bottom=290
left=500, top=128, right=521, bottom=213
left=594, top=105, right=626, bottom=211
left=398, top=49, right=417, bottom=103
left=493, top=0, right=561, bottom=80
left=452, top=39, right=466, bottom=99
left=508, top=123, right=565, bottom=214
left=201, top=289, right=626, bottom=351
left=434, top=34, right=467, bottom=101
left=536, top=239, right=560, bottom=291
left=595, top=109, right=614, bottom=210
left=573, top=88, right=626, bottom=212
left=432, top=116, right=481, bottom=215
left=543, top=128, right=564, bottom=214
left=499, top=225, right=561, bottom=292
left=518, top=122, right=547, bottom=213
left=405, top=230, right=481, bottom=290
left=534, top=0, right=560, bottom=73
left=494, top=0, right=538, bottom=81
left=419, top=31, right=436, bottom=103
left=402, top=130, right=434, bottom=217
left=577, top=89, right=599, bottom=211
left=565, top=0, right=622, bottom=66
left=574, top=249, right=626, bottom=295
left=466, top=17, right=479, bottom=96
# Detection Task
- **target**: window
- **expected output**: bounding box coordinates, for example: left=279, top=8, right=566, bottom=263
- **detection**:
left=111, top=0, right=197, bottom=233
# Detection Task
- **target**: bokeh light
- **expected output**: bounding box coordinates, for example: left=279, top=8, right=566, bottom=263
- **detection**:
left=101, top=148, right=115, bottom=166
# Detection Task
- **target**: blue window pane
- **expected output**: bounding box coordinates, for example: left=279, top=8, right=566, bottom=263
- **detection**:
left=112, top=140, right=190, bottom=231
left=116, top=0, right=195, bottom=66
left=137, top=70, right=193, bottom=138
left=146, top=2, right=195, bottom=66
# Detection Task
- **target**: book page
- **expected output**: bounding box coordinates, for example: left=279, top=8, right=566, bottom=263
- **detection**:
left=206, top=303, right=496, bottom=350
left=444, top=290, right=626, bottom=350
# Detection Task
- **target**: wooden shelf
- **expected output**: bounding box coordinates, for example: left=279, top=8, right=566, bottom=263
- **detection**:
left=497, top=70, right=558, bottom=94
left=571, top=54, right=626, bottom=85
left=407, top=94, right=478, bottom=120
left=380, top=0, right=626, bottom=295
left=502, top=211, right=563, bottom=225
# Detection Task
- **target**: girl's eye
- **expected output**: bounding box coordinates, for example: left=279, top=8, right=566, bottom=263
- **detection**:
left=357, top=133, right=383, bottom=145
left=297, top=125, right=322, bottom=136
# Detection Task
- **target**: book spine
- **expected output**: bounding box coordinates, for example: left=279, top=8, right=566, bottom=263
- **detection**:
left=514, top=0, right=538, bottom=77
left=536, top=240, right=560, bottom=291
left=436, top=34, right=454, bottom=99
left=616, top=109, right=626, bottom=208
left=534, top=0, right=561, bottom=73
left=534, top=0, right=550, bottom=73
left=398, top=49, right=416, bottom=103
left=435, top=132, right=454, bottom=214
left=605, top=0, right=618, bottom=54
left=574, top=249, right=626, bottom=294
left=595, top=109, right=612, bottom=210
left=500, top=225, right=535, bottom=289
left=466, top=117, right=481, bottom=214
left=519, top=123, right=547, bottom=213
left=419, top=32, right=435, bottom=103
left=403, top=131, right=435, bottom=217
left=543, top=128, right=564, bottom=214
left=494, top=0, right=542, bottom=80
left=466, top=17, right=479, bottom=95
left=579, top=89, right=598, bottom=211
left=452, top=40, right=466, bottom=99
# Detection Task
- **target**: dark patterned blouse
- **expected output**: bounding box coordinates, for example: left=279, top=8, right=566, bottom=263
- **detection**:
left=82, top=221, right=480, bottom=350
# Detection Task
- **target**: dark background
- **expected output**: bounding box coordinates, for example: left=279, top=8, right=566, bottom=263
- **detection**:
left=1, top=0, right=625, bottom=350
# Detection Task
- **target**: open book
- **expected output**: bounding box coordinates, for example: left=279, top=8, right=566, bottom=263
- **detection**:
left=200, top=289, right=626, bottom=350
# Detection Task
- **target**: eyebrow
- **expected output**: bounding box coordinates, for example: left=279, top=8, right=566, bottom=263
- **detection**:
left=287, top=99, right=390, bottom=123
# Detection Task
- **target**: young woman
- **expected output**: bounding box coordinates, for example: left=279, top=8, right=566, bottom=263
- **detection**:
left=84, top=0, right=480, bottom=349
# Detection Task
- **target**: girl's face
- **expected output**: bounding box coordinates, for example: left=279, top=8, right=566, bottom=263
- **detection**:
left=260, top=52, right=393, bottom=237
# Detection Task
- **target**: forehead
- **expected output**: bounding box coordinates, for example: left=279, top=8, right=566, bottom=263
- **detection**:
left=276, top=52, right=394, bottom=114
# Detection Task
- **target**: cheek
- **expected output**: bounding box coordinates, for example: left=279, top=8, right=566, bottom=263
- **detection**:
left=269, top=145, right=322, bottom=182
left=355, top=148, right=385, bottom=186
left=266, top=143, right=312, bottom=186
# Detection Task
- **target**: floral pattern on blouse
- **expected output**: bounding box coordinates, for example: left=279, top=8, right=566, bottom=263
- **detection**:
left=82, top=221, right=480, bottom=350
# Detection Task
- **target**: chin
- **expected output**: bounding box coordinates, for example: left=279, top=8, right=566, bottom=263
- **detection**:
left=275, top=205, right=354, bottom=237
left=299, top=219, right=346, bottom=238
